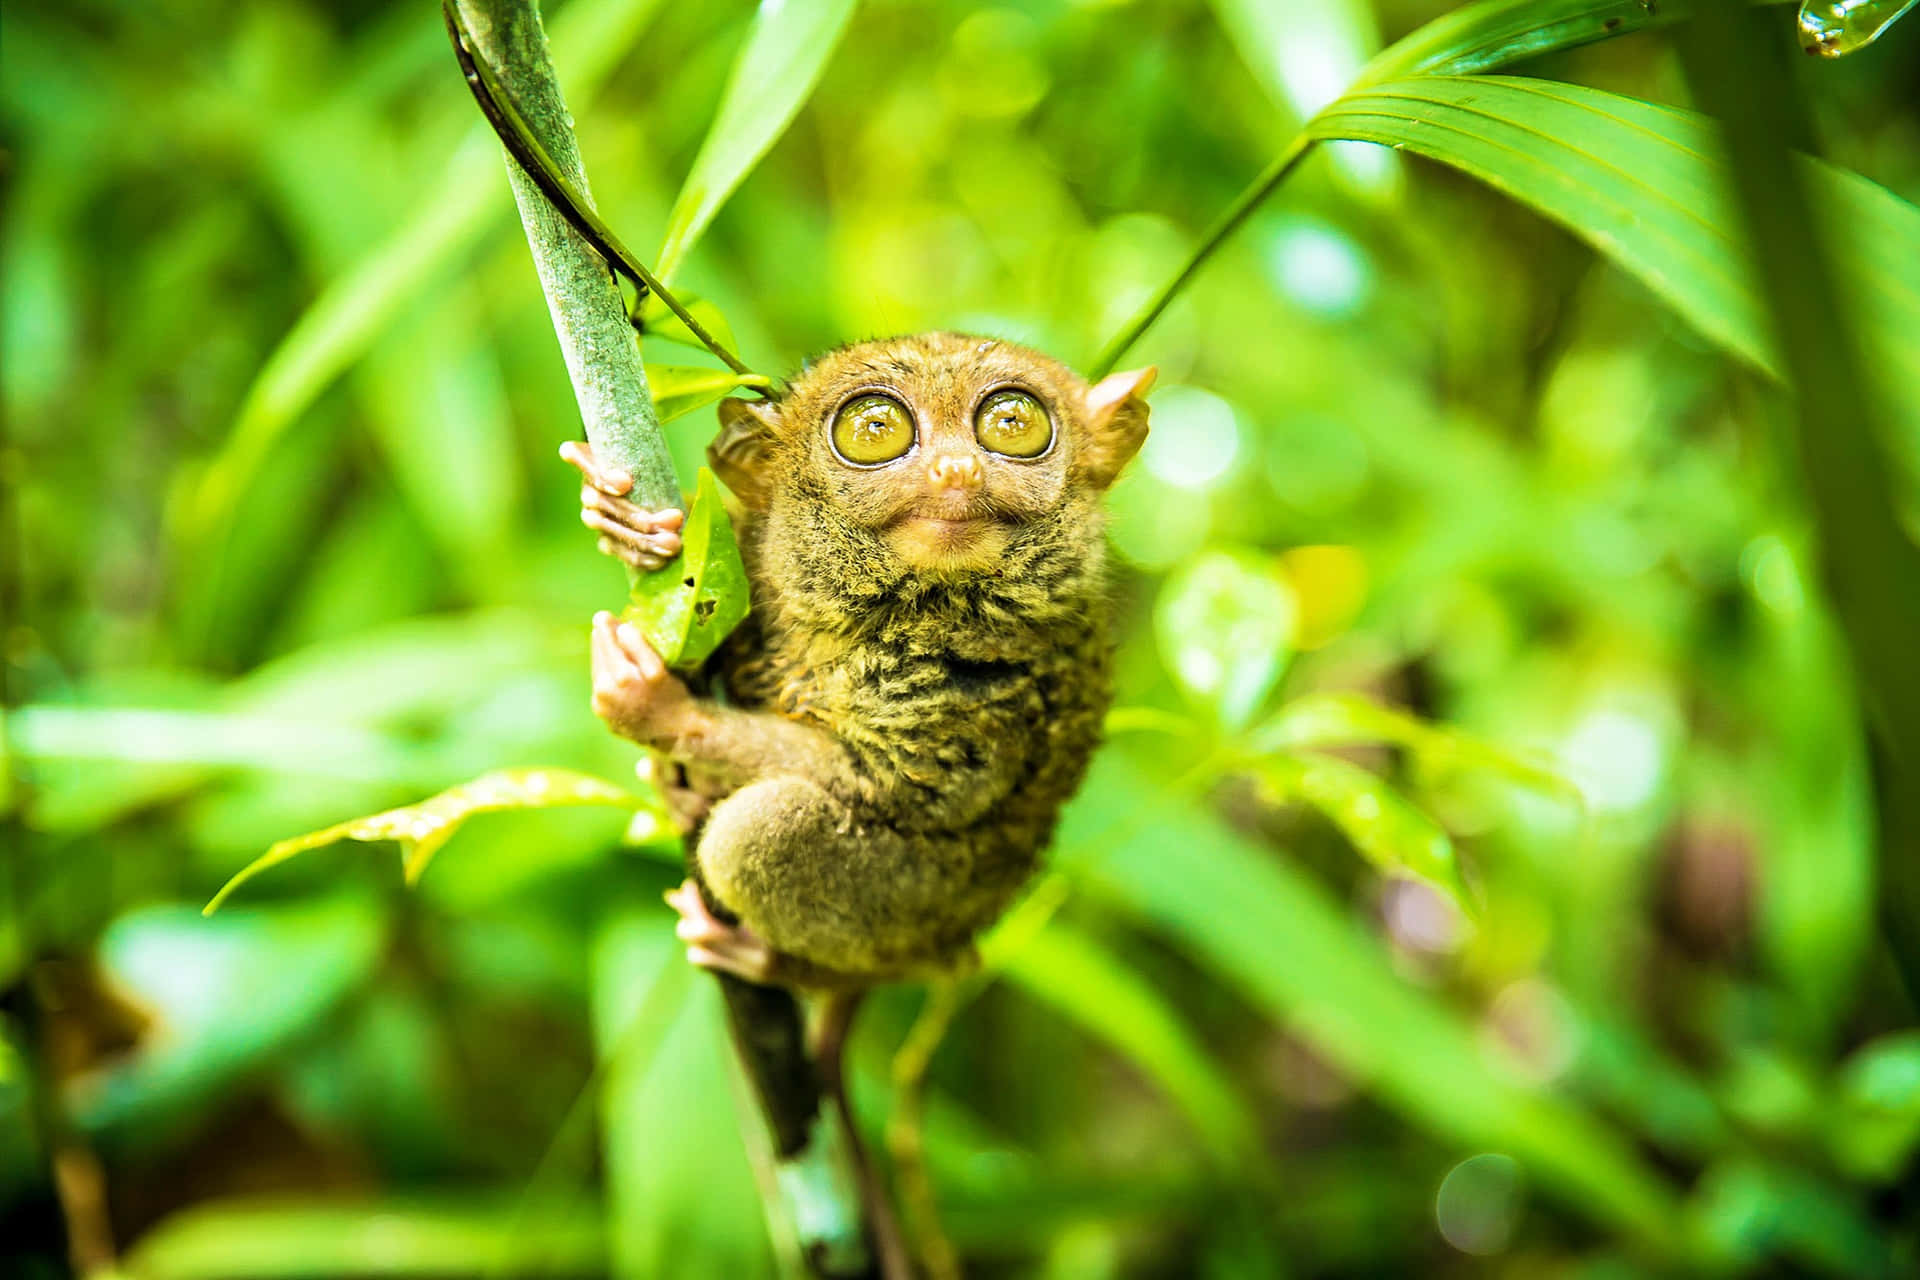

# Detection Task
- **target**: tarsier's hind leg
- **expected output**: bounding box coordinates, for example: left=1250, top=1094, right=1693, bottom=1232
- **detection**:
left=695, top=778, right=967, bottom=983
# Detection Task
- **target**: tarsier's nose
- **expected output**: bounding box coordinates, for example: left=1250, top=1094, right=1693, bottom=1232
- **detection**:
left=926, top=452, right=984, bottom=493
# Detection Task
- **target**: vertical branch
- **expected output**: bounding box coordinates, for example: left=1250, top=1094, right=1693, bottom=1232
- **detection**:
left=447, top=3, right=875, bottom=1274
left=450, top=0, right=676, bottom=511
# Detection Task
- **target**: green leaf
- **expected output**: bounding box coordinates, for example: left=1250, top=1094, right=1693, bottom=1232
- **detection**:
left=1307, top=76, right=1920, bottom=430
left=646, top=365, right=771, bottom=425
left=1355, top=0, right=1755, bottom=86
left=638, top=290, right=742, bottom=357
left=204, top=768, right=647, bottom=914
left=1154, top=549, right=1297, bottom=732
left=625, top=467, right=751, bottom=669
left=654, top=0, right=857, bottom=282
left=592, top=913, right=771, bottom=1280
left=183, top=0, right=671, bottom=563
left=997, top=920, right=1261, bottom=1170
left=1089, top=1, right=1800, bottom=378
left=75, top=899, right=384, bottom=1148
left=1054, top=757, right=1687, bottom=1256
left=1250, top=691, right=1581, bottom=804
left=1253, top=751, right=1466, bottom=905
left=1830, top=1031, right=1920, bottom=1182
left=124, top=1196, right=605, bottom=1279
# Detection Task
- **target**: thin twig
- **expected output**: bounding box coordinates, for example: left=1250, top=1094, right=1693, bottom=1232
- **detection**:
left=1089, top=134, right=1313, bottom=379
left=888, top=979, right=966, bottom=1280
left=441, top=0, right=761, bottom=384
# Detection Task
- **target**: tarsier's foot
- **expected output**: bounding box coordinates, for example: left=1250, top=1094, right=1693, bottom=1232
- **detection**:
left=636, top=756, right=714, bottom=835
left=559, top=439, right=685, bottom=571
left=665, top=879, right=779, bottom=984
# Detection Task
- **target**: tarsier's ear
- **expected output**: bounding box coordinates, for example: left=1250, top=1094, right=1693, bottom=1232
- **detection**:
left=1076, top=367, right=1156, bottom=490
left=709, top=396, right=782, bottom=509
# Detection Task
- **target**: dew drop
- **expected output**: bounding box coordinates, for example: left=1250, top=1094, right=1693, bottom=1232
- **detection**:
left=1798, top=0, right=1918, bottom=57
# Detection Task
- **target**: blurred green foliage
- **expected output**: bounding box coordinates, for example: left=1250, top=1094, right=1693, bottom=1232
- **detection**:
left=4, top=0, right=1920, bottom=1276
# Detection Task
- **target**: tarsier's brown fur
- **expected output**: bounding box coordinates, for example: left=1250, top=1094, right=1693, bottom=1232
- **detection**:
left=576, top=332, right=1153, bottom=988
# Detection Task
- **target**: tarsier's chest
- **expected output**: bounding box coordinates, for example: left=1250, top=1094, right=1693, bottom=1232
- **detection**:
left=769, top=631, right=1103, bottom=824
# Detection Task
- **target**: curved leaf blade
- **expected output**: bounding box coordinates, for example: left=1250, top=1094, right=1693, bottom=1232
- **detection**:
left=624, top=467, right=751, bottom=669
left=654, top=0, right=857, bottom=282
left=204, top=767, right=646, bottom=913
left=645, top=365, right=771, bottom=425
left=999, top=921, right=1262, bottom=1170
left=1254, top=751, right=1466, bottom=906
left=1252, top=691, right=1581, bottom=805
left=1308, top=76, right=1920, bottom=432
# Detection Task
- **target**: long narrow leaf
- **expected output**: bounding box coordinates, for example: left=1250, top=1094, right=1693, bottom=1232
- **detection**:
left=1307, top=76, right=1920, bottom=433
left=654, top=0, right=857, bottom=283
left=1055, top=757, right=1687, bottom=1255
left=999, top=921, right=1261, bottom=1170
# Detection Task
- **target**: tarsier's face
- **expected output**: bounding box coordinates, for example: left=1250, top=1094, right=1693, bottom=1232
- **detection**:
left=711, top=332, right=1154, bottom=575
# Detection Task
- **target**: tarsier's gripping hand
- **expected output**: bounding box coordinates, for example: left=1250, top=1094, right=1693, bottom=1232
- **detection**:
left=560, top=440, right=684, bottom=571
left=589, top=610, right=694, bottom=746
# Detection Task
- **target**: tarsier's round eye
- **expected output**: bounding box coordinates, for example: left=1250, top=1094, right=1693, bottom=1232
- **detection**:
left=974, top=390, right=1053, bottom=459
left=830, top=394, right=915, bottom=465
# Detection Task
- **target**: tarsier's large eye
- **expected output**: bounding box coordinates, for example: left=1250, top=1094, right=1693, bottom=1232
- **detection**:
left=974, top=390, right=1053, bottom=458
left=830, top=394, right=915, bottom=465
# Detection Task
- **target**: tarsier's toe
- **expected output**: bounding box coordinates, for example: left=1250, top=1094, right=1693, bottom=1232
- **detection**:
left=665, top=879, right=779, bottom=984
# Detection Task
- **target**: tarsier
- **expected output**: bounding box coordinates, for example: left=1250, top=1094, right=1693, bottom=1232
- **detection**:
left=563, top=332, right=1154, bottom=988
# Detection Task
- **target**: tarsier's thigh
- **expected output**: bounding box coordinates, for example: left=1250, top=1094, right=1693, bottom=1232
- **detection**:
left=695, top=777, right=972, bottom=977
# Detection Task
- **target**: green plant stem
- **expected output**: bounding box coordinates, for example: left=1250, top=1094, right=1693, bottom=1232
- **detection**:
left=1675, top=0, right=1920, bottom=999
left=450, top=4, right=873, bottom=1274
left=442, top=1, right=756, bottom=382
left=450, top=0, right=677, bottom=510
left=1090, top=136, right=1311, bottom=380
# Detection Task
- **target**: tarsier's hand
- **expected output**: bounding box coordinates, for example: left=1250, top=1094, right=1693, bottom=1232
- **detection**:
left=560, top=440, right=684, bottom=571
left=590, top=610, right=695, bottom=744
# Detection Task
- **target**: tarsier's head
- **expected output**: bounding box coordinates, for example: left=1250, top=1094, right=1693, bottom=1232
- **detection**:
left=708, top=332, right=1154, bottom=579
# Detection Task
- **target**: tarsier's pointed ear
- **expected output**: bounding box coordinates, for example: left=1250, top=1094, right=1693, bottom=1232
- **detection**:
left=1076, top=367, right=1156, bottom=490
left=709, top=396, right=782, bottom=509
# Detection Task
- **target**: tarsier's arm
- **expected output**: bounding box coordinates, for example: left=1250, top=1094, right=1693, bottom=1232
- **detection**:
left=563, top=441, right=854, bottom=790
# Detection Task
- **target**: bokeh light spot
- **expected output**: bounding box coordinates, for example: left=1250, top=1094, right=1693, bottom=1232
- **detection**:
left=1435, top=1153, right=1525, bottom=1255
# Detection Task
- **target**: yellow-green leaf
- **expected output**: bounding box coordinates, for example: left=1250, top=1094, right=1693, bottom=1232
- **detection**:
left=645, top=365, right=770, bottom=425
left=637, top=291, right=741, bottom=357
left=204, top=768, right=646, bottom=914
left=1250, top=691, right=1580, bottom=804
left=1254, top=750, right=1467, bottom=907
left=654, top=0, right=857, bottom=282
left=624, top=467, right=751, bottom=669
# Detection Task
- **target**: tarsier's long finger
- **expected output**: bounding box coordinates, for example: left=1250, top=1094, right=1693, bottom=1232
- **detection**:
left=615, top=620, right=667, bottom=682
left=590, top=611, right=628, bottom=680
left=582, top=509, right=683, bottom=563
left=558, top=440, right=633, bottom=497
left=580, top=485, right=685, bottom=534
left=599, top=538, right=680, bottom=572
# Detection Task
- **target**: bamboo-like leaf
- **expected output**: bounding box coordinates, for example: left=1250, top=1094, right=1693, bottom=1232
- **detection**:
left=1089, top=1, right=1801, bottom=377
left=1253, top=751, right=1466, bottom=906
left=638, top=291, right=742, bottom=358
left=998, top=921, right=1261, bottom=1170
left=646, top=365, right=771, bottom=425
left=624, top=467, right=751, bottom=668
left=185, top=0, right=670, bottom=557
left=204, top=767, right=648, bottom=914
left=654, top=0, right=857, bottom=283
left=1251, top=691, right=1580, bottom=804
left=1054, top=758, right=1686, bottom=1254
left=1355, top=0, right=1771, bottom=86
left=1307, top=76, right=1920, bottom=431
